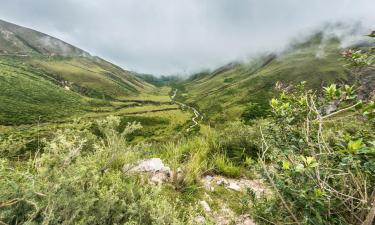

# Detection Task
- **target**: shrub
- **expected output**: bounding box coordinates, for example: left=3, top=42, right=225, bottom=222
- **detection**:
left=241, top=102, right=269, bottom=123
left=213, top=154, right=241, bottom=177
left=253, top=82, right=375, bottom=225
left=0, top=116, right=196, bottom=224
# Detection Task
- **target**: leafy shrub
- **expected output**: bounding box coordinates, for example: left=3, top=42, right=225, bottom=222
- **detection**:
left=241, top=102, right=269, bottom=123
left=253, top=82, right=375, bottom=225
left=212, top=121, right=261, bottom=164
left=0, top=116, right=196, bottom=224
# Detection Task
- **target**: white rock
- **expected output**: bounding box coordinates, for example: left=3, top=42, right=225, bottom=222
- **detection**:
left=205, top=175, right=214, bottom=182
left=199, top=200, right=211, bottom=212
left=203, top=175, right=214, bottom=191
left=195, top=215, right=206, bottom=224
left=123, top=158, right=171, bottom=184
left=235, top=215, right=256, bottom=225
left=150, top=172, right=169, bottom=185
left=216, top=178, right=228, bottom=186
left=129, top=158, right=170, bottom=173
left=123, top=158, right=170, bottom=174
left=227, top=182, right=241, bottom=191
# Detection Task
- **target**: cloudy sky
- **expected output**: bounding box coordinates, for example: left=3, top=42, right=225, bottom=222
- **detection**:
left=0, top=0, right=374, bottom=75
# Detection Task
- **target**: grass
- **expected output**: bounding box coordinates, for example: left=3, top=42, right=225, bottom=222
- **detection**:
left=28, top=56, right=152, bottom=99
left=0, top=57, right=89, bottom=125
left=0, top=54, right=158, bottom=125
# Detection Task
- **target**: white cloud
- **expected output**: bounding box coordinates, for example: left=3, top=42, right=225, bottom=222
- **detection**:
left=0, top=0, right=374, bottom=75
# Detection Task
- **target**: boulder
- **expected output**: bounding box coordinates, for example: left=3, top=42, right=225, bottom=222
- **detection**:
left=127, top=158, right=170, bottom=173
left=123, top=158, right=171, bottom=184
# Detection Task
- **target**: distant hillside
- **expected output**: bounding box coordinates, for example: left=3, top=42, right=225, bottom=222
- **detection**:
left=0, top=19, right=154, bottom=125
left=177, top=31, right=374, bottom=123
left=0, top=19, right=88, bottom=56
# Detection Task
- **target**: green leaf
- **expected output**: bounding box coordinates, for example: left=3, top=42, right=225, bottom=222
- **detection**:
left=282, top=160, right=290, bottom=170
left=347, top=139, right=363, bottom=152
left=314, top=188, right=324, bottom=197
left=306, top=156, right=315, bottom=165
left=270, top=98, right=279, bottom=108
left=295, top=163, right=304, bottom=172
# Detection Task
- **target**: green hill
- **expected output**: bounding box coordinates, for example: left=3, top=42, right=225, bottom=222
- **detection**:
left=0, top=20, right=154, bottom=125
left=176, top=33, right=355, bottom=123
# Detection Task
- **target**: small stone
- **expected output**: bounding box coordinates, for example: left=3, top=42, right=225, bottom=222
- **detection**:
left=205, top=175, right=214, bottom=182
left=195, top=215, right=206, bottom=224
left=235, top=215, right=256, bottom=225
left=199, top=200, right=211, bottom=212
left=216, top=178, right=227, bottom=186
left=227, top=182, right=241, bottom=191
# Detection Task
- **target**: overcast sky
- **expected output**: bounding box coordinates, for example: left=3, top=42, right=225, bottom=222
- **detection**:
left=0, top=0, right=374, bottom=75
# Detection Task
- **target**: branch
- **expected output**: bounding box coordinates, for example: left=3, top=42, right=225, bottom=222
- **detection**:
left=319, top=102, right=361, bottom=120
left=362, top=188, right=375, bottom=225
left=259, top=127, right=301, bottom=225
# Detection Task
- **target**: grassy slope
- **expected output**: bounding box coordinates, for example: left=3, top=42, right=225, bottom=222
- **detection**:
left=178, top=35, right=351, bottom=123
left=0, top=19, right=159, bottom=125
left=0, top=55, right=159, bottom=125
left=0, top=57, right=90, bottom=125
left=27, top=56, right=154, bottom=99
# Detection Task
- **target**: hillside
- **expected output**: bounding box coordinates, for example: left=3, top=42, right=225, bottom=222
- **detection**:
left=0, top=19, right=155, bottom=125
left=175, top=32, right=369, bottom=123
left=0, top=19, right=88, bottom=56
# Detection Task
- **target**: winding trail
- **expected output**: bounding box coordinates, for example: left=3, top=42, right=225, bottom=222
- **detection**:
left=171, top=89, right=203, bottom=131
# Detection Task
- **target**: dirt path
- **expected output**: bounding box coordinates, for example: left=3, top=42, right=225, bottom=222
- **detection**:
left=171, top=89, right=202, bottom=131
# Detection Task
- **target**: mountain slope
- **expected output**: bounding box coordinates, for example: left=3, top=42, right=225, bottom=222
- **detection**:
left=0, top=19, right=154, bottom=125
left=0, top=19, right=88, bottom=56
left=176, top=33, right=363, bottom=123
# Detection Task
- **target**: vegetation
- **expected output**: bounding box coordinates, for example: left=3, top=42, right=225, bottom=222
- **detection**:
left=1, top=19, right=375, bottom=225
left=253, top=82, right=374, bottom=224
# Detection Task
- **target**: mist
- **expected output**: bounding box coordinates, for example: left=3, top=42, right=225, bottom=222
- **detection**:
left=0, top=0, right=374, bottom=76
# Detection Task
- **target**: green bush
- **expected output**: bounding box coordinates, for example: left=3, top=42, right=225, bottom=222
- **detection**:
left=213, top=154, right=241, bottom=177
left=0, top=116, right=197, bottom=224
left=253, top=82, right=375, bottom=225
left=241, top=102, right=269, bottom=123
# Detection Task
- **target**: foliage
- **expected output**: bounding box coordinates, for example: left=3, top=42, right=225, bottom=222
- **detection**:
left=0, top=116, right=197, bottom=224
left=253, top=82, right=375, bottom=225
left=213, top=154, right=241, bottom=177
left=241, top=102, right=269, bottom=123
left=342, top=49, right=375, bottom=67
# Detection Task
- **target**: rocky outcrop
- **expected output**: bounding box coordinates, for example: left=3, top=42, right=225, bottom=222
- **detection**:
left=123, top=158, right=171, bottom=184
left=202, top=175, right=272, bottom=198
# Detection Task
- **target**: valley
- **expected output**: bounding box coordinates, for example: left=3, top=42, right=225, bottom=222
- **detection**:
left=0, top=19, right=374, bottom=225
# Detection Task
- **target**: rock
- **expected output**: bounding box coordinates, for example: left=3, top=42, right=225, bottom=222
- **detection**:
left=205, top=175, right=214, bottom=182
left=195, top=215, right=206, bottom=224
left=150, top=172, right=169, bottom=185
left=128, top=158, right=170, bottom=173
left=212, top=205, right=236, bottom=225
left=236, top=179, right=272, bottom=198
left=216, top=178, right=228, bottom=186
left=227, top=182, right=241, bottom=191
left=235, top=215, right=256, bottom=225
left=199, top=200, right=211, bottom=212
left=203, top=175, right=214, bottom=191
left=320, top=101, right=338, bottom=115
left=123, top=158, right=171, bottom=185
